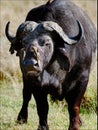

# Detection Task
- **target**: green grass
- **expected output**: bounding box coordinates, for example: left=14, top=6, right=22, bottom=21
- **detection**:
left=0, top=80, right=97, bottom=130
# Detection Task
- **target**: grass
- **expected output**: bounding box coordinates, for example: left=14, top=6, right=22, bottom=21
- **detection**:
left=0, top=0, right=97, bottom=130
left=0, top=77, right=97, bottom=130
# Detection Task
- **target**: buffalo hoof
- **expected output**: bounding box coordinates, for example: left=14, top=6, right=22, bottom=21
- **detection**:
left=68, top=125, right=79, bottom=130
left=37, top=125, right=49, bottom=130
left=17, top=111, right=28, bottom=124
left=17, top=116, right=27, bottom=124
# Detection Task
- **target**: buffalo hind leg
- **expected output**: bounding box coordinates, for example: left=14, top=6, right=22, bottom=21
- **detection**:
left=33, top=91, right=49, bottom=130
left=17, top=78, right=32, bottom=124
left=66, top=76, right=88, bottom=130
left=67, top=104, right=81, bottom=130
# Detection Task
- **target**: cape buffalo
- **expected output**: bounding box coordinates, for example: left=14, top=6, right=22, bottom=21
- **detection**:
left=5, top=0, right=96, bottom=130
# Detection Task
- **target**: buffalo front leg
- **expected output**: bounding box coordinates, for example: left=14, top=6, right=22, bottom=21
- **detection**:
left=66, top=75, right=89, bottom=130
left=17, top=78, right=32, bottom=124
left=33, top=91, right=49, bottom=130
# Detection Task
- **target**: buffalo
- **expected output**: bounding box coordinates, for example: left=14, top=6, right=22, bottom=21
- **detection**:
left=5, top=0, right=96, bottom=130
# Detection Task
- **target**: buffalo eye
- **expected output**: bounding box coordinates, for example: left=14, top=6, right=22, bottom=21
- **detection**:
left=39, top=39, right=45, bottom=46
left=45, top=42, right=50, bottom=46
left=39, top=38, right=51, bottom=46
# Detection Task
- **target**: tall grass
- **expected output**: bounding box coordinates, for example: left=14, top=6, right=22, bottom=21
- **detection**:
left=0, top=0, right=97, bottom=130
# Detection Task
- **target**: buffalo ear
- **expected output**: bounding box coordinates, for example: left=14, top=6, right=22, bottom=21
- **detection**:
left=46, top=0, right=54, bottom=5
left=9, top=40, right=23, bottom=55
left=9, top=44, right=15, bottom=54
left=56, top=48, right=71, bottom=71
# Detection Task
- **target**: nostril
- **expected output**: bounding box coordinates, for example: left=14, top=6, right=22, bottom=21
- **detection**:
left=34, top=62, right=39, bottom=66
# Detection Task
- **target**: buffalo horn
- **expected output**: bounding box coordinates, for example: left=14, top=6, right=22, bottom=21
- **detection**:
left=41, top=20, right=83, bottom=45
left=5, top=21, right=16, bottom=44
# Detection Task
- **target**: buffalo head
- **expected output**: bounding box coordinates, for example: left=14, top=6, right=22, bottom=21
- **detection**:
left=5, top=20, right=82, bottom=77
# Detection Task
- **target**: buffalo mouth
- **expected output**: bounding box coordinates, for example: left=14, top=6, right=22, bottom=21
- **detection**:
left=23, top=58, right=41, bottom=76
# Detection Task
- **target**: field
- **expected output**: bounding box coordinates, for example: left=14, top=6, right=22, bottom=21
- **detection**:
left=0, top=0, right=97, bottom=130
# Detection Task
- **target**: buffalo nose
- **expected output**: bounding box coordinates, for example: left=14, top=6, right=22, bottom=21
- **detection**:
left=23, top=60, right=33, bottom=66
left=23, top=59, right=38, bottom=66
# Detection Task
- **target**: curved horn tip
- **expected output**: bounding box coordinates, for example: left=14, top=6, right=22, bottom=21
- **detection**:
left=69, top=20, right=83, bottom=44
left=6, top=21, right=10, bottom=29
left=7, top=21, right=10, bottom=25
left=5, top=21, right=16, bottom=43
left=5, top=21, right=10, bottom=34
left=76, top=20, right=83, bottom=37
left=77, top=20, right=83, bottom=40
